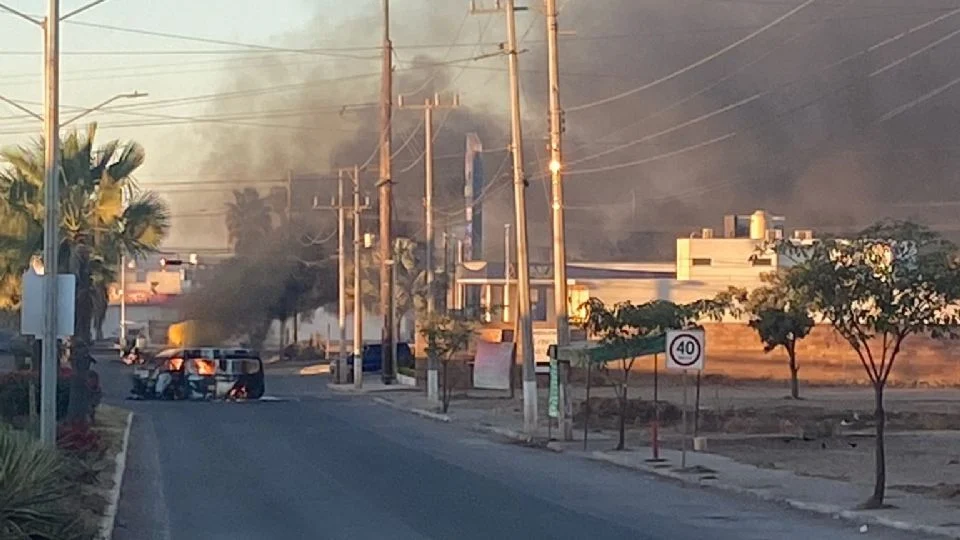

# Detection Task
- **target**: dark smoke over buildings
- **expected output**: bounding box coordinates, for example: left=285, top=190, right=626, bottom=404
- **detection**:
left=188, top=0, right=960, bottom=260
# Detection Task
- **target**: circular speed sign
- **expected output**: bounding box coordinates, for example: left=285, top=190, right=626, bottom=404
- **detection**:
left=667, top=331, right=704, bottom=369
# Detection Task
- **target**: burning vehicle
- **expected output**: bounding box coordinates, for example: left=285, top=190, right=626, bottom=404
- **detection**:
left=130, top=347, right=265, bottom=401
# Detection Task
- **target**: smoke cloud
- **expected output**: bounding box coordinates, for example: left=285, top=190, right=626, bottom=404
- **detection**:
left=182, top=0, right=960, bottom=259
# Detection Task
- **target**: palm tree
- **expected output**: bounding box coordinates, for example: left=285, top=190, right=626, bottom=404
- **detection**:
left=225, top=188, right=274, bottom=256
left=0, top=123, right=170, bottom=420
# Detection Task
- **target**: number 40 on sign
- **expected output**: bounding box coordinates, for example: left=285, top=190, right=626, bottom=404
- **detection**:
left=666, top=329, right=705, bottom=371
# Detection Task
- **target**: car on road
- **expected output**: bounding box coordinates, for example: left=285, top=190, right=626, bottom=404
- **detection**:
left=130, top=347, right=265, bottom=401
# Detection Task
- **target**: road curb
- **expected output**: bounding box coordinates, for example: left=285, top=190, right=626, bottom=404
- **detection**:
left=372, top=397, right=451, bottom=422
left=98, top=411, right=133, bottom=540
left=588, top=451, right=960, bottom=539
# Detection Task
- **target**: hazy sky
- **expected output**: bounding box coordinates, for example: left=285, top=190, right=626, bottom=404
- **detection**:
left=0, top=0, right=366, bottom=164
left=0, top=0, right=487, bottom=249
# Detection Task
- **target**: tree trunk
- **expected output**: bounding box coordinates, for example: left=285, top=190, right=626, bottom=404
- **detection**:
left=865, top=383, right=887, bottom=508
left=68, top=246, right=94, bottom=423
left=617, top=384, right=627, bottom=451
left=787, top=342, right=800, bottom=400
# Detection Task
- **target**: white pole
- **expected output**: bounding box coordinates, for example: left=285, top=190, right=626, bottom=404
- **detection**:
left=504, top=0, right=538, bottom=436
left=337, top=170, right=347, bottom=384
left=681, top=370, right=689, bottom=469
left=40, top=0, right=61, bottom=446
left=353, top=165, right=363, bottom=389
left=119, top=254, right=126, bottom=350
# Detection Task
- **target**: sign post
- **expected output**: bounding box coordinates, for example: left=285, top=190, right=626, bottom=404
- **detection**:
left=666, top=329, right=705, bottom=469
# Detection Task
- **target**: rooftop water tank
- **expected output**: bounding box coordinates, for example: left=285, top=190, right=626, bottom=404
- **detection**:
left=749, top=210, right=768, bottom=240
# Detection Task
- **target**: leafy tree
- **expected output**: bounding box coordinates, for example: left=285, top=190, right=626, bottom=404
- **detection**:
left=343, top=237, right=429, bottom=320
left=0, top=124, right=169, bottom=421
left=779, top=220, right=960, bottom=508
left=741, top=273, right=814, bottom=399
left=225, top=187, right=274, bottom=256
left=582, top=298, right=715, bottom=450
left=419, top=311, right=474, bottom=413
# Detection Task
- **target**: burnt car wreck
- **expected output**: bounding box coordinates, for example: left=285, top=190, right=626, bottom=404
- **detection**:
left=130, top=347, right=265, bottom=401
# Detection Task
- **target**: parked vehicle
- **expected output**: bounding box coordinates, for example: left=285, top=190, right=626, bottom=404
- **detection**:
left=129, top=347, right=264, bottom=400
left=331, top=343, right=415, bottom=382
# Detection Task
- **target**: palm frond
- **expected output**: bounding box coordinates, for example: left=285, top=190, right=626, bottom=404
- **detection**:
left=118, top=192, right=170, bottom=256
left=106, top=142, right=145, bottom=183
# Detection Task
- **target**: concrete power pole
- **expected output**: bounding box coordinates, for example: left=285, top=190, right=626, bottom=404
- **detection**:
left=378, top=0, right=396, bottom=384
left=40, top=0, right=61, bottom=446
left=397, top=93, right=461, bottom=315
left=353, top=165, right=367, bottom=389
left=473, top=0, right=537, bottom=434
left=546, top=0, right=572, bottom=441
left=337, top=170, right=347, bottom=384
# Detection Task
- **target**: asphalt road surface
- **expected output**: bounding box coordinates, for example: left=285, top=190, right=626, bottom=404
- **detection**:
left=101, top=361, right=930, bottom=540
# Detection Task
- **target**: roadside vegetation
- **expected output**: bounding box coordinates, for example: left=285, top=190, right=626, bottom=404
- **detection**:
left=0, top=125, right=158, bottom=539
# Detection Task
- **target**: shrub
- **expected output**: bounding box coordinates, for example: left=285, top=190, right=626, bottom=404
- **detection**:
left=57, top=421, right=104, bottom=459
left=0, top=371, right=71, bottom=423
left=0, top=427, right=92, bottom=540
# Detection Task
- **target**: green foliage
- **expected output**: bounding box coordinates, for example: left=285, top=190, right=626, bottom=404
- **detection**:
left=775, top=219, right=960, bottom=506
left=581, top=297, right=718, bottom=449
left=419, top=311, right=475, bottom=363
left=0, top=427, right=92, bottom=540
left=0, top=371, right=71, bottom=424
left=344, top=237, right=430, bottom=317
left=778, top=220, right=960, bottom=386
left=419, top=311, right=475, bottom=413
left=0, top=124, right=170, bottom=334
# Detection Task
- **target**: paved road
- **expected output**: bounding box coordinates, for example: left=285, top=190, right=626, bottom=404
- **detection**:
left=102, top=362, right=928, bottom=540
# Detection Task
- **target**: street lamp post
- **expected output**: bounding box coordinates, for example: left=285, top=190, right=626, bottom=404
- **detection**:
left=0, top=0, right=135, bottom=445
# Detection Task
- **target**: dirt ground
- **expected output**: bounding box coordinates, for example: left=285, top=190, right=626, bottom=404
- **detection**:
left=441, top=375, right=960, bottom=505
left=700, top=433, right=960, bottom=506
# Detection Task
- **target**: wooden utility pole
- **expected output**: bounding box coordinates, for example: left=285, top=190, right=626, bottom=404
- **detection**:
left=379, top=0, right=395, bottom=384
left=397, top=92, right=461, bottom=315
left=471, top=0, right=537, bottom=434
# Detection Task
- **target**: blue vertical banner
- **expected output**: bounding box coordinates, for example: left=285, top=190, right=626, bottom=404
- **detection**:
left=464, top=133, right=484, bottom=261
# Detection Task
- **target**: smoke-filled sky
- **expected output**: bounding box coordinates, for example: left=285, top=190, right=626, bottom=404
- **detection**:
left=4, top=0, right=960, bottom=259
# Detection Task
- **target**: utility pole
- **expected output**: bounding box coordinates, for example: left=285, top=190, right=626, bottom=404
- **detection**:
left=546, top=0, right=572, bottom=441
left=503, top=223, right=511, bottom=323
left=352, top=165, right=368, bottom=390
left=40, top=0, right=61, bottom=446
left=379, top=0, right=396, bottom=384
left=337, top=170, right=347, bottom=384
left=472, top=0, right=537, bottom=434
left=397, top=93, right=461, bottom=314
left=286, top=170, right=296, bottom=346
left=320, top=167, right=370, bottom=387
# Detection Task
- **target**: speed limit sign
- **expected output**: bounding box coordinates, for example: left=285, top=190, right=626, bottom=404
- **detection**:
left=666, top=329, right=705, bottom=371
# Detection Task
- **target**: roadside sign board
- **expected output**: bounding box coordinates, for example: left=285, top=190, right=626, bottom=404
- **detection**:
left=665, top=329, right=705, bottom=371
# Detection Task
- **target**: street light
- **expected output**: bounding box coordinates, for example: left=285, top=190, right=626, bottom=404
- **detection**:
left=62, top=91, right=148, bottom=126
left=0, top=0, right=117, bottom=446
left=0, top=91, right=149, bottom=126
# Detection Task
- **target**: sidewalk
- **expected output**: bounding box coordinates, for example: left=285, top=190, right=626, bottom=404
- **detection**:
left=326, top=380, right=420, bottom=394
left=370, top=389, right=960, bottom=539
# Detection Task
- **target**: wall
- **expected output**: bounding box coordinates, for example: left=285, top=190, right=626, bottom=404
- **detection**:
left=676, top=238, right=776, bottom=283
left=673, top=323, right=960, bottom=387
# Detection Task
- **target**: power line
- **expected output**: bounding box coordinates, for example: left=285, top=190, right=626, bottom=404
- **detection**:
left=562, top=3, right=960, bottom=171
left=62, top=19, right=381, bottom=60
left=566, top=0, right=818, bottom=112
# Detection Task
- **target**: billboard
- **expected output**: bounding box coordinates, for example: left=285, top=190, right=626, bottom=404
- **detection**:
left=464, top=133, right=484, bottom=261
